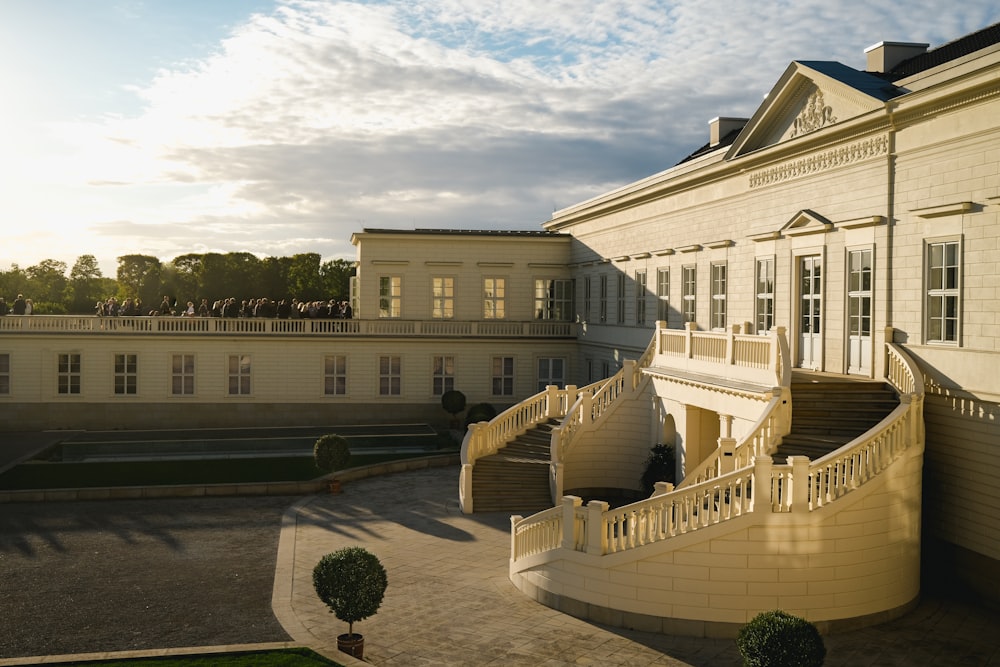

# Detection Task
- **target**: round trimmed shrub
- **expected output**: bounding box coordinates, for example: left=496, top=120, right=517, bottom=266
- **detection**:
left=464, top=402, right=497, bottom=427
left=736, top=609, right=826, bottom=667
left=441, top=390, right=467, bottom=426
left=313, top=434, right=351, bottom=474
left=313, top=546, right=388, bottom=637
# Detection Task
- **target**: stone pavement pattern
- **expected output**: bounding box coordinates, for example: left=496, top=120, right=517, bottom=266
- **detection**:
left=273, top=466, right=1000, bottom=666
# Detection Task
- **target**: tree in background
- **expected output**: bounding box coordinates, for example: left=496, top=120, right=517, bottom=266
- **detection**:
left=321, top=258, right=355, bottom=300
left=26, top=259, right=69, bottom=313
left=116, top=254, right=163, bottom=309
left=68, top=255, right=113, bottom=313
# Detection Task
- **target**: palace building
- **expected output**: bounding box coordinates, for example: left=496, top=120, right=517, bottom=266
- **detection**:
left=2, top=22, right=998, bottom=633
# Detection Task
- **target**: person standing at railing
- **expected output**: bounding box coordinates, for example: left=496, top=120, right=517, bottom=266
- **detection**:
left=11, top=294, right=26, bottom=315
left=0, top=297, right=8, bottom=315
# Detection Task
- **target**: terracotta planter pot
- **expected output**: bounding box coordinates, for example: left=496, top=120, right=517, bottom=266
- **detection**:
left=337, top=632, right=364, bottom=658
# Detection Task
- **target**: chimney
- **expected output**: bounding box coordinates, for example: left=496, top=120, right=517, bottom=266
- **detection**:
left=709, top=117, right=748, bottom=147
left=864, top=41, right=929, bottom=73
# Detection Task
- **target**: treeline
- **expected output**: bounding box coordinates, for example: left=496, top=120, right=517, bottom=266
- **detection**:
left=0, top=252, right=354, bottom=315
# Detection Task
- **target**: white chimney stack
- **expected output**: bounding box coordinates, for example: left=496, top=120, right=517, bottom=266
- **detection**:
left=864, top=41, right=928, bottom=73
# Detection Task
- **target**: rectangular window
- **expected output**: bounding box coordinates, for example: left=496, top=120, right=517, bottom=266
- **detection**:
left=114, top=353, right=137, bottom=395
left=324, top=354, right=347, bottom=396
left=847, top=249, right=873, bottom=338
left=601, top=360, right=611, bottom=379
left=583, top=277, right=592, bottom=322
left=635, top=270, right=647, bottom=325
left=586, top=358, right=594, bottom=383
left=657, top=268, right=670, bottom=322
left=616, top=274, right=626, bottom=324
left=431, top=277, right=454, bottom=319
left=537, top=357, right=565, bottom=391
left=171, top=354, right=195, bottom=395
left=682, top=265, right=697, bottom=323
left=483, top=277, right=506, bottom=319
left=0, top=353, right=10, bottom=394
left=378, top=275, right=401, bottom=318
left=491, top=356, right=514, bottom=396
left=599, top=274, right=608, bottom=323
left=57, top=353, right=81, bottom=395
left=228, top=354, right=251, bottom=395
left=755, top=258, right=775, bottom=334
left=379, top=355, right=401, bottom=395
left=711, top=263, right=727, bottom=330
left=534, top=279, right=574, bottom=320
left=432, top=355, right=454, bottom=395
left=926, top=240, right=960, bottom=344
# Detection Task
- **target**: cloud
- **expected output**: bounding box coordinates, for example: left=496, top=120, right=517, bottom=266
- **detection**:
left=9, top=0, right=1000, bottom=272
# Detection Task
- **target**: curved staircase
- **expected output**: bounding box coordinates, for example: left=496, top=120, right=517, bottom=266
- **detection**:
left=469, top=420, right=557, bottom=513
left=775, top=374, right=899, bottom=462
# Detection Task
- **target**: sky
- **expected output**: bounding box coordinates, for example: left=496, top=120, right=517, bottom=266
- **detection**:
left=2, top=1, right=999, bottom=277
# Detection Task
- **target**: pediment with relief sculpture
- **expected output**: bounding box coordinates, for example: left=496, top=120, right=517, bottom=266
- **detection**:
left=726, top=61, right=904, bottom=159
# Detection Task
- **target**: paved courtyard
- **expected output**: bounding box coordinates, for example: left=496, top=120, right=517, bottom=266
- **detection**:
left=1, top=464, right=999, bottom=665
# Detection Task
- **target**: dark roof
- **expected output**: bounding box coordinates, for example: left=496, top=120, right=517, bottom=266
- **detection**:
left=675, top=127, right=743, bottom=166
left=361, top=228, right=566, bottom=237
left=798, top=61, right=905, bottom=100
left=885, top=21, right=1000, bottom=79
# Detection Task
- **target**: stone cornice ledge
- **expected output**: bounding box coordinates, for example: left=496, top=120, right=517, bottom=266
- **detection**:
left=910, top=201, right=974, bottom=218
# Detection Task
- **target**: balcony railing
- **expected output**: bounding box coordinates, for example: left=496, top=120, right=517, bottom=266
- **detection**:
left=0, top=315, right=576, bottom=338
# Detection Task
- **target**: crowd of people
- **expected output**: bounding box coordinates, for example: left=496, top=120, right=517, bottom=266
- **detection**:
left=94, top=296, right=353, bottom=319
left=0, top=294, right=33, bottom=315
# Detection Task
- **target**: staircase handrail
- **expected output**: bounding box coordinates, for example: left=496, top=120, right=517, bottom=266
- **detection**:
left=461, top=389, right=552, bottom=466
left=552, top=334, right=657, bottom=463
left=674, top=327, right=791, bottom=489
left=675, top=393, right=786, bottom=489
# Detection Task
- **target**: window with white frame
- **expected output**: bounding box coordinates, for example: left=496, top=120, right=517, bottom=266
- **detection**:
left=171, top=354, right=195, bottom=395
left=324, top=354, right=347, bottom=395
left=755, top=257, right=775, bottom=334
left=682, top=265, right=697, bottom=323
left=491, top=356, right=514, bottom=396
left=536, top=357, right=565, bottom=391
left=431, top=277, right=454, bottom=319
left=114, top=353, right=137, bottom=395
left=534, top=279, right=574, bottom=320
left=926, top=239, right=960, bottom=344
left=378, top=275, right=401, bottom=318
left=599, top=274, right=608, bottom=323
left=58, top=353, right=81, bottom=395
left=0, top=353, right=10, bottom=394
left=432, top=355, right=454, bottom=395
left=847, top=249, right=873, bottom=339
left=616, top=274, right=626, bottom=324
left=483, top=277, right=505, bottom=319
left=635, top=270, right=647, bottom=325
left=583, top=276, right=592, bottom=322
left=711, top=263, right=727, bottom=330
left=657, top=268, right=670, bottom=322
left=228, top=354, right=251, bottom=395
left=379, top=355, right=401, bottom=395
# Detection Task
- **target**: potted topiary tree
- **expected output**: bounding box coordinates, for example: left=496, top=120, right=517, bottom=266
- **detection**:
left=441, top=389, right=467, bottom=430
left=313, top=546, right=388, bottom=659
left=736, top=609, right=826, bottom=667
left=314, top=434, right=351, bottom=494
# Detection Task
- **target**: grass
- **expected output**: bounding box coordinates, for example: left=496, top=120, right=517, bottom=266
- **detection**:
left=60, top=647, right=344, bottom=666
